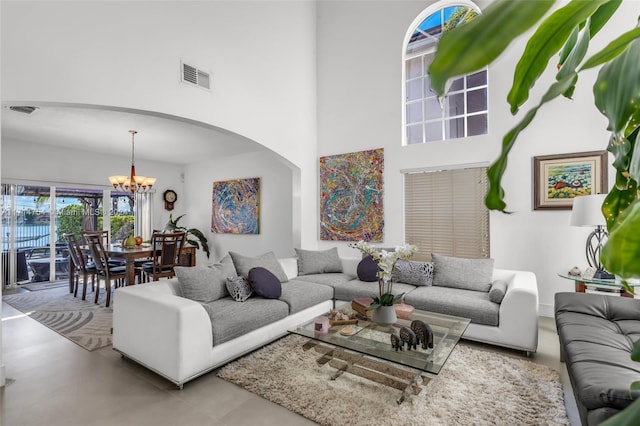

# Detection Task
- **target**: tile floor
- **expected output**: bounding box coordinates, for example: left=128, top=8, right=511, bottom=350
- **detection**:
left=1, top=296, right=579, bottom=426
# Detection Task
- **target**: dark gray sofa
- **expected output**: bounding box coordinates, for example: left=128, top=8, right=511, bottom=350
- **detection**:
left=555, top=292, right=640, bottom=425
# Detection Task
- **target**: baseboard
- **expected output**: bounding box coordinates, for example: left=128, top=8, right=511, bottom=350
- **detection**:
left=539, top=303, right=554, bottom=318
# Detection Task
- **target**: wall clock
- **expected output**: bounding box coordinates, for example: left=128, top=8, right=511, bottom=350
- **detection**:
left=163, top=189, right=177, bottom=211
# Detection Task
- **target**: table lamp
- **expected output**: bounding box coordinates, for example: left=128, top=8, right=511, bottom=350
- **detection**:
left=570, top=194, right=614, bottom=279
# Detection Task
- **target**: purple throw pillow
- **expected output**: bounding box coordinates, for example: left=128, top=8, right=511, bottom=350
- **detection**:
left=248, top=267, right=282, bottom=299
left=357, top=255, right=378, bottom=282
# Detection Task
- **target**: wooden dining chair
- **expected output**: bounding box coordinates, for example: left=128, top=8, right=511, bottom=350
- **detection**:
left=63, top=233, right=96, bottom=300
left=82, top=230, right=126, bottom=266
left=141, top=232, right=186, bottom=282
left=85, top=233, right=126, bottom=307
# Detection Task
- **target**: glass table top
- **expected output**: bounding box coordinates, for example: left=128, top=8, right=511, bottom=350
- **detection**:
left=557, top=272, right=640, bottom=287
left=288, top=302, right=470, bottom=375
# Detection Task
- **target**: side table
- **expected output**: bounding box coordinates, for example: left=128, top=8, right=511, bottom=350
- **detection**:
left=558, top=272, right=639, bottom=298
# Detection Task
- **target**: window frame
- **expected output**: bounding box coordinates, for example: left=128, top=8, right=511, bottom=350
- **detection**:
left=402, top=0, right=487, bottom=145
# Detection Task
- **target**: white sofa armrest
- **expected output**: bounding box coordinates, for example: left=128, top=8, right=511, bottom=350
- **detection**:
left=113, top=282, right=213, bottom=385
left=492, top=269, right=539, bottom=351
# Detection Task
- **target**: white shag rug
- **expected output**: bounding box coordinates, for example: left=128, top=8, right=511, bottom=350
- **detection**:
left=218, top=334, right=568, bottom=426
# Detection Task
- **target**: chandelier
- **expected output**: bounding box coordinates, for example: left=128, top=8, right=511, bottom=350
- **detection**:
left=109, top=130, right=157, bottom=193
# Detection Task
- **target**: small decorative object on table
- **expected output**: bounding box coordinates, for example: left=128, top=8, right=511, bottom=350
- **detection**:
left=314, top=316, right=329, bottom=334
left=349, top=240, right=418, bottom=325
left=351, top=297, right=374, bottom=318
left=399, top=326, right=417, bottom=350
left=328, top=309, right=358, bottom=326
left=568, top=266, right=582, bottom=277
left=394, top=299, right=415, bottom=320
left=410, top=320, right=434, bottom=350
left=390, top=333, right=403, bottom=351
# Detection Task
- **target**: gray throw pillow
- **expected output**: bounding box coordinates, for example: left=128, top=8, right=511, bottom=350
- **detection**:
left=432, top=253, right=494, bottom=292
left=295, top=247, right=343, bottom=275
left=489, top=280, right=508, bottom=303
left=226, top=276, right=253, bottom=302
left=175, top=265, right=228, bottom=303
left=229, top=251, right=288, bottom=282
left=392, top=259, right=434, bottom=286
left=216, top=254, right=238, bottom=279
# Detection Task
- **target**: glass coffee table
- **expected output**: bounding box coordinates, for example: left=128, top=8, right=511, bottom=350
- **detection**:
left=289, top=302, right=470, bottom=403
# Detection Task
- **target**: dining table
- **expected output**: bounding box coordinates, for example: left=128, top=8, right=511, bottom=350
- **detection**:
left=69, top=243, right=196, bottom=291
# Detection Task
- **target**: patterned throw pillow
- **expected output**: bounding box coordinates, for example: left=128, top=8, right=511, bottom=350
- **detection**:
left=391, top=259, right=434, bottom=286
left=226, top=276, right=253, bottom=302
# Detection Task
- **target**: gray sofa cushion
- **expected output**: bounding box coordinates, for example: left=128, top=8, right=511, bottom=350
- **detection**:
left=489, top=280, right=508, bottom=303
left=279, top=279, right=333, bottom=314
left=333, top=279, right=416, bottom=302
left=229, top=251, right=288, bottom=282
left=293, top=273, right=355, bottom=287
left=201, top=297, right=290, bottom=345
left=175, top=265, right=228, bottom=303
left=295, top=247, right=343, bottom=275
left=555, top=292, right=640, bottom=418
left=404, top=285, right=499, bottom=326
left=215, top=254, right=238, bottom=278
left=392, top=259, right=434, bottom=286
left=432, top=253, right=494, bottom=292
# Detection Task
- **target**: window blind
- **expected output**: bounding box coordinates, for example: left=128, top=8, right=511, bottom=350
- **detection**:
left=404, top=167, right=489, bottom=261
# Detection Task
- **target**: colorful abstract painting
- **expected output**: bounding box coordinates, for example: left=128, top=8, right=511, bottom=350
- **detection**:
left=320, top=148, right=384, bottom=241
left=211, top=178, right=260, bottom=234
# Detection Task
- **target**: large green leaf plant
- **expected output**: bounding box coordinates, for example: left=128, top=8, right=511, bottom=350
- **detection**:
left=429, top=1, right=640, bottom=423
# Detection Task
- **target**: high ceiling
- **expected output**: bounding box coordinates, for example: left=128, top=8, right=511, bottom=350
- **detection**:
left=1, top=104, right=263, bottom=165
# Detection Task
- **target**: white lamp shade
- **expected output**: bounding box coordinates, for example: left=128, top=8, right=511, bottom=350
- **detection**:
left=570, top=194, right=607, bottom=227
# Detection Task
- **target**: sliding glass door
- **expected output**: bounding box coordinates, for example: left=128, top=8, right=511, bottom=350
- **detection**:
left=1, top=183, right=152, bottom=288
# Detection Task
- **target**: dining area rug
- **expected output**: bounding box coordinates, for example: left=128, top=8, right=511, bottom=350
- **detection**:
left=217, top=334, right=568, bottom=426
left=2, top=286, right=112, bottom=351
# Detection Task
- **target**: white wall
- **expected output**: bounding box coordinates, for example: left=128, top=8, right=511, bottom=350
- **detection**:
left=184, top=151, right=295, bottom=264
left=315, top=0, right=636, bottom=316
left=1, top=0, right=319, bottom=249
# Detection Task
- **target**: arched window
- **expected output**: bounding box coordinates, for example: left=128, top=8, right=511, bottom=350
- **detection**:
left=403, top=1, right=488, bottom=145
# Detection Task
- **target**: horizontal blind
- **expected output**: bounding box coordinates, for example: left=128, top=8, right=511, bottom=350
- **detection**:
left=404, top=167, right=489, bottom=262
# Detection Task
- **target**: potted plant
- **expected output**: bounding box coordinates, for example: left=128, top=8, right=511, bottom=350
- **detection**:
left=427, top=1, right=640, bottom=423
left=350, top=240, right=417, bottom=324
left=164, top=214, right=211, bottom=259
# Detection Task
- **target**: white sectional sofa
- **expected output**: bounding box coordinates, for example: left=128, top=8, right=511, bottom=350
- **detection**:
left=113, top=252, right=539, bottom=388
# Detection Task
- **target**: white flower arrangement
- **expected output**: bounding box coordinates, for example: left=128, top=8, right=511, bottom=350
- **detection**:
left=349, top=240, right=418, bottom=308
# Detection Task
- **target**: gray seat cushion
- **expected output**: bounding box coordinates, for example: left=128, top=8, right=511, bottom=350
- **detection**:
left=293, top=273, right=355, bottom=288
left=201, top=297, right=289, bottom=345
left=280, top=279, right=333, bottom=314
left=333, top=279, right=416, bottom=302
left=404, top=286, right=499, bottom=326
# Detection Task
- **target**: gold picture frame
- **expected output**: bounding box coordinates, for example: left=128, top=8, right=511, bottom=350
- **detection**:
left=533, top=150, right=608, bottom=210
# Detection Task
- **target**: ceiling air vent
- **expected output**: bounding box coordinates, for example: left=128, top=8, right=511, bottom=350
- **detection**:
left=9, top=106, right=39, bottom=114
left=182, top=62, right=211, bottom=90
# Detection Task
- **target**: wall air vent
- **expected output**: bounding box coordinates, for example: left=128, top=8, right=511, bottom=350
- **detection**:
left=9, top=106, right=39, bottom=114
left=181, top=62, right=211, bottom=90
